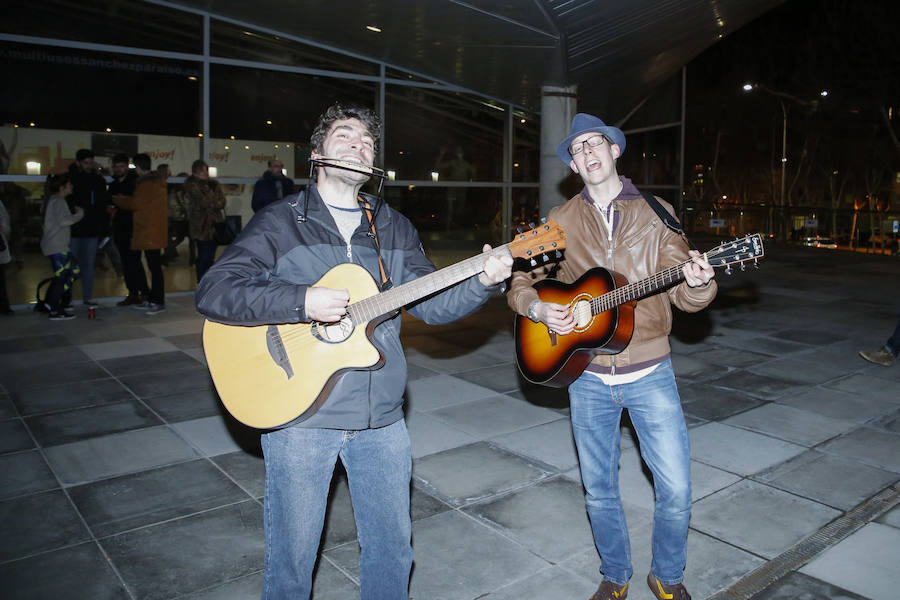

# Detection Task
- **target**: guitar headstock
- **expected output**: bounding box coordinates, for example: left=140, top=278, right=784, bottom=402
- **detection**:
left=707, top=233, right=765, bottom=268
left=507, top=219, right=566, bottom=264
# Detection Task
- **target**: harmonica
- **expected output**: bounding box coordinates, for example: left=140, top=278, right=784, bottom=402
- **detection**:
left=310, top=156, right=386, bottom=178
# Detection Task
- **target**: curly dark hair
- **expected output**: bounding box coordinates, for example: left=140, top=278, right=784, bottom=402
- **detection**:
left=310, top=103, right=382, bottom=156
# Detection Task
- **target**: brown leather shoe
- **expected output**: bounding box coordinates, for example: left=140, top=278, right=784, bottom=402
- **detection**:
left=647, top=573, right=691, bottom=600
left=116, top=295, right=142, bottom=307
left=590, top=579, right=629, bottom=600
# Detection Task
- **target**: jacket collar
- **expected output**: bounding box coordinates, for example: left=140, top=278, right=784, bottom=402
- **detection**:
left=580, top=175, right=642, bottom=207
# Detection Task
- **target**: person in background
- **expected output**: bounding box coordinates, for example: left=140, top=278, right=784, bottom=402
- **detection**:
left=195, top=102, right=512, bottom=599
left=0, top=198, right=12, bottom=315
left=508, top=113, right=716, bottom=600
left=111, top=153, right=167, bottom=315
left=251, top=158, right=295, bottom=213
left=108, top=153, right=148, bottom=306
left=859, top=317, right=900, bottom=367
left=185, top=159, right=227, bottom=282
left=67, top=148, right=110, bottom=306
left=40, top=174, right=83, bottom=320
left=164, top=170, right=190, bottom=266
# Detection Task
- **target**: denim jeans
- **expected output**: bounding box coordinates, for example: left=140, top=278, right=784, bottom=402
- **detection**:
left=261, top=419, right=413, bottom=600
left=69, top=236, right=98, bottom=301
left=885, top=314, right=900, bottom=356
left=569, top=359, right=691, bottom=586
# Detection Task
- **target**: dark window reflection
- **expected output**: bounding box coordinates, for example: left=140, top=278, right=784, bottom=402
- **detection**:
left=0, top=41, right=200, bottom=136
left=384, top=86, right=504, bottom=182
left=211, top=20, right=378, bottom=76
left=1, top=0, right=202, bottom=54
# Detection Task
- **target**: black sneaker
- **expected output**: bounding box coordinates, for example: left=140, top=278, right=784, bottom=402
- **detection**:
left=49, top=312, right=76, bottom=321
left=647, top=574, right=690, bottom=600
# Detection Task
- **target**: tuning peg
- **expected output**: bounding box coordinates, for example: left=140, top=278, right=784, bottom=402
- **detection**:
left=542, top=254, right=549, bottom=262
left=516, top=226, right=523, bottom=234
left=528, top=221, right=535, bottom=229
left=753, top=259, right=759, bottom=269
left=555, top=250, right=562, bottom=259
left=540, top=217, right=547, bottom=224
left=740, top=263, right=746, bottom=271
left=725, top=265, right=733, bottom=275
left=530, top=258, right=537, bottom=267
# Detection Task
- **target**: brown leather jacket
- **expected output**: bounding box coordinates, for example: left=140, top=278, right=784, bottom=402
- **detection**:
left=508, top=177, right=717, bottom=375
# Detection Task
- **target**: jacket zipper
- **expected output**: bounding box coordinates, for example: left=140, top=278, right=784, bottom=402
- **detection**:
left=608, top=200, right=616, bottom=376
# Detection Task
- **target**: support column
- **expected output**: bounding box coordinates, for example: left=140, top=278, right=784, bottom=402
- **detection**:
left=539, top=84, right=578, bottom=217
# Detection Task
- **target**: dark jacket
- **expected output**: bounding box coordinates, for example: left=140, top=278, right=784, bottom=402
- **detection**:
left=67, top=162, right=111, bottom=238
left=108, top=170, right=139, bottom=242
left=196, top=184, right=497, bottom=430
left=251, top=170, right=296, bottom=213
left=508, top=176, right=717, bottom=375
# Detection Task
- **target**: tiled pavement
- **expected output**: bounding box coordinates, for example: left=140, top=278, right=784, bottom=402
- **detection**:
left=1, top=242, right=899, bottom=600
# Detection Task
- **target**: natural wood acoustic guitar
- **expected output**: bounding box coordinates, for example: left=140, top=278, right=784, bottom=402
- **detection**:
left=203, top=220, right=566, bottom=428
left=515, top=234, right=765, bottom=387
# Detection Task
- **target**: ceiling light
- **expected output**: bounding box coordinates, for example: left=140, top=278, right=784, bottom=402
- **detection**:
left=366, top=25, right=382, bottom=33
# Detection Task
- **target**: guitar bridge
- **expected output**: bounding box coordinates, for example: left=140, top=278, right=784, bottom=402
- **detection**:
left=548, top=329, right=558, bottom=347
left=266, top=325, right=294, bottom=379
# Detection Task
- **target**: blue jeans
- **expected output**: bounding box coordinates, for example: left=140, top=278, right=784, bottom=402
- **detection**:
left=885, top=315, right=900, bottom=357
left=569, top=360, right=691, bottom=586
left=69, top=236, right=98, bottom=301
left=261, top=419, right=413, bottom=600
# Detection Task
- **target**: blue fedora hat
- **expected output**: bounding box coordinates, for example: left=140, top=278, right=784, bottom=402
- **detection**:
left=556, top=113, right=626, bottom=165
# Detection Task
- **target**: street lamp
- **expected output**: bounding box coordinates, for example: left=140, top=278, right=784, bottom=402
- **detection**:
left=742, top=82, right=824, bottom=240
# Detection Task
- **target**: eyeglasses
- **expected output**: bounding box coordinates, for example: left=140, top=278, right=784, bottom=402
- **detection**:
left=569, top=135, right=608, bottom=156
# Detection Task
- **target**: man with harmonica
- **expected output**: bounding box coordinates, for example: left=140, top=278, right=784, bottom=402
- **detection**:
left=196, top=102, right=512, bottom=599
left=508, top=113, right=716, bottom=600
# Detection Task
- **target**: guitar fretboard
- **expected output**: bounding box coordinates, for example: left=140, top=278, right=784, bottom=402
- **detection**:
left=593, top=258, right=694, bottom=314
left=347, top=247, right=510, bottom=324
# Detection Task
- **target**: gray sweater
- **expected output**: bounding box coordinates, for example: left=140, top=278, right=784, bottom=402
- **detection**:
left=41, top=195, right=84, bottom=256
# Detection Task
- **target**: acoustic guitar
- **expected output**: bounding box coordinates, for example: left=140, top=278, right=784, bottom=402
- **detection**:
left=203, top=220, right=566, bottom=429
left=515, top=233, right=764, bottom=387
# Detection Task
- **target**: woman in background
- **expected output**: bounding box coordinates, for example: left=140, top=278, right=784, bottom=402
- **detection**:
left=40, top=174, right=83, bottom=320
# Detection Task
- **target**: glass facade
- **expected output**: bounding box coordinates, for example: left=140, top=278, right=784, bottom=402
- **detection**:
left=0, top=0, right=539, bottom=302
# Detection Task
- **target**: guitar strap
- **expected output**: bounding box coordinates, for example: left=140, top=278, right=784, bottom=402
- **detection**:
left=359, top=196, right=391, bottom=289
left=639, top=190, right=698, bottom=251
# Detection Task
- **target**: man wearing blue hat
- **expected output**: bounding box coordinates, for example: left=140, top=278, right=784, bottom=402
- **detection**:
left=508, top=113, right=717, bottom=600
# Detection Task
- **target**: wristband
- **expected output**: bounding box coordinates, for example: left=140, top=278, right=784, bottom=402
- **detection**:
left=527, top=300, right=540, bottom=322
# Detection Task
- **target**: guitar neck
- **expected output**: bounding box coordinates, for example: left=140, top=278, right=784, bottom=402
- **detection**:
left=349, top=246, right=511, bottom=323
left=594, top=258, right=693, bottom=314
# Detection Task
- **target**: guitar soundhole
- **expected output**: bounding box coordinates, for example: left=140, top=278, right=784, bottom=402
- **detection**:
left=311, top=316, right=354, bottom=344
left=571, top=297, right=594, bottom=331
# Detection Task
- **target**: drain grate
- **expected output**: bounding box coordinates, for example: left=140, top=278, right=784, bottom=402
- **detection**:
left=708, top=483, right=900, bottom=600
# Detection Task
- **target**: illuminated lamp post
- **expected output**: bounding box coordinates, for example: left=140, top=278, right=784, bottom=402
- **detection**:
left=741, top=83, right=827, bottom=240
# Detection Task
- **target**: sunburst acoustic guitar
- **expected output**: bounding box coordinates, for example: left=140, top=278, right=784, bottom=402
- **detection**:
left=203, top=220, right=566, bottom=429
left=515, top=234, right=765, bottom=387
